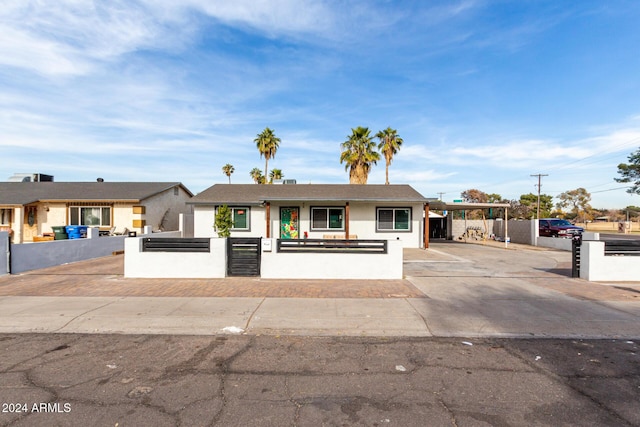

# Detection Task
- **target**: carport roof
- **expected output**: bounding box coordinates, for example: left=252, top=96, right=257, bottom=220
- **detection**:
left=428, top=200, right=511, bottom=211
left=190, top=184, right=428, bottom=205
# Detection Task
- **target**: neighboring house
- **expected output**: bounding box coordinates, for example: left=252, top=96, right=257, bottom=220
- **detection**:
left=0, top=181, right=193, bottom=243
left=188, top=184, right=429, bottom=248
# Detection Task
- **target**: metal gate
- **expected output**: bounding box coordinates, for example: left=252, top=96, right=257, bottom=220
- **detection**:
left=571, top=236, right=581, bottom=278
left=227, top=237, right=261, bottom=277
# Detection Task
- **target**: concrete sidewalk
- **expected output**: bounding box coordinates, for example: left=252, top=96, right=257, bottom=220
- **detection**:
left=0, top=242, right=639, bottom=338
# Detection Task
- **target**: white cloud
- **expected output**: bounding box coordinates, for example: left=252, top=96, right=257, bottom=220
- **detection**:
left=0, top=0, right=192, bottom=77
left=181, top=0, right=335, bottom=36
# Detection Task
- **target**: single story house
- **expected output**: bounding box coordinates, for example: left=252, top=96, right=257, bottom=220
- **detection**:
left=0, top=181, right=193, bottom=244
left=188, top=183, right=429, bottom=248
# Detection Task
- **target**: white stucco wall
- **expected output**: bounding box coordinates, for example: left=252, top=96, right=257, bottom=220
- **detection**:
left=124, top=236, right=403, bottom=279
left=261, top=238, right=403, bottom=279
left=194, top=202, right=424, bottom=248
left=537, top=236, right=573, bottom=251
left=124, top=235, right=225, bottom=278
left=580, top=241, right=640, bottom=281
left=193, top=205, right=265, bottom=238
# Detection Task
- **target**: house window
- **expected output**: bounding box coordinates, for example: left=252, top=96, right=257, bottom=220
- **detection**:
left=311, top=207, right=344, bottom=230
left=377, top=208, right=411, bottom=231
left=69, top=207, right=111, bottom=226
left=0, top=209, right=11, bottom=225
left=231, top=207, right=250, bottom=230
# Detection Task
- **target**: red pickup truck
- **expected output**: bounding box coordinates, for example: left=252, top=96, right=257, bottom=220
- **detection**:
left=539, top=219, right=583, bottom=238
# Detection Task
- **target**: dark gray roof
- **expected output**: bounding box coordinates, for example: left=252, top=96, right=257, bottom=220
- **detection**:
left=0, top=182, right=192, bottom=205
left=189, top=184, right=427, bottom=205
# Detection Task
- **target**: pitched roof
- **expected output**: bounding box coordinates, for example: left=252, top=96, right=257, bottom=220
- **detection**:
left=0, top=182, right=192, bottom=205
left=189, top=184, right=427, bottom=205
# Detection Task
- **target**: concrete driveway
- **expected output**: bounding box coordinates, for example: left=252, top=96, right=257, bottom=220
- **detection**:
left=0, top=241, right=638, bottom=338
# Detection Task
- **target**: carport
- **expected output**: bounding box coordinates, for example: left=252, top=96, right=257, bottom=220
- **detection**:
left=425, top=201, right=511, bottom=248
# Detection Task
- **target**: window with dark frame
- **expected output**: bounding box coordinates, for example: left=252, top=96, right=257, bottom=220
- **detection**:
left=0, top=208, right=11, bottom=225
left=311, top=207, right=344, bottom=230
left=69, top=206, right=112, bottom=227
left=376, top=207, right=411, bottom=231
left=231, top=207, right=249, bottom=230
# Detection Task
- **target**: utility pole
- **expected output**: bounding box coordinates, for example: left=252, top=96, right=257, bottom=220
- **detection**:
left=530, top=174, right=548, bottom=219
left=437, top=192, right=445, bottom=201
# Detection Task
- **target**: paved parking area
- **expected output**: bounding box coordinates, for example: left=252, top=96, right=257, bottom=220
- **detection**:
left=0, top=254, right=423, bottom=299
left=1, top=242, right=639, bottom=302
left=1, top=242, right=639, bottom=338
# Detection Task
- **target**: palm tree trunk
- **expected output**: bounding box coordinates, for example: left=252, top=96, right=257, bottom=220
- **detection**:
left=264, top=159, right=269, bottom=184
left=353, top=163, right=368, bottom=184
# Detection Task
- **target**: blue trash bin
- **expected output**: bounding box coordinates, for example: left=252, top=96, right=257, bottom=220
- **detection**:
left=65, top=225, right=82, bottom=239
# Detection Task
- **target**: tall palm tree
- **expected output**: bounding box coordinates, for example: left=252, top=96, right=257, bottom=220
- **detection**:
left=340, top=126, right=380, bottom=184
left=254, top=127, right=281, bottom=184
left=222, top=163, right=234, bottom=184
left=376, top=127, right=403, bottom=185
left=269, top=168, right=284, bottom=183
left=249, top=167, right=264, bottom=184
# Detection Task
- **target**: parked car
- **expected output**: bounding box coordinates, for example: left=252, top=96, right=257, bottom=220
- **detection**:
left=539, top=219, right=583, bottom=238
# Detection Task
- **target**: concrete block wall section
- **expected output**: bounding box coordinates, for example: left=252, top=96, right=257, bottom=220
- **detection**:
left=8, top=229, right=180, bottom=274
left=450, top=219, right=496, bottom=240
left=505, top=220, right=535, bottom=245
left=450, top=219, right=535, bottom=245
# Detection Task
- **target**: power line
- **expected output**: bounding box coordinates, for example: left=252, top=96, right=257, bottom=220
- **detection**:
left=530, top=173, right=548, bottom=219
left=590, top=186, right=631, bottom=194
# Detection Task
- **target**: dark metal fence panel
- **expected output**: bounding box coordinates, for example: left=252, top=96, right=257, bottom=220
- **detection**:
left=276, top=239, right=387, bottom=254
left=227, top=237, right=261, bottom=276
left=142, top=238, right=210, bottom=252
left=604, top=240, right=640, bottom=256
left=571, top=237, right=581, bottom=278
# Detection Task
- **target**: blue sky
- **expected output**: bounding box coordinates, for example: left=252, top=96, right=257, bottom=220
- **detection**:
left=2, top=1, right=640, bottom=209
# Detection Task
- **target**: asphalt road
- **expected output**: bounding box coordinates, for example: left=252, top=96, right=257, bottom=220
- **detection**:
left=1, top=334, right=639, bottom=427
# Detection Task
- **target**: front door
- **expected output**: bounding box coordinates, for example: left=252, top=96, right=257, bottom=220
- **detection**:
left=22, top=206, right=38, bottom=242
left=428, top=217, right=447, bottom=239
left=280, top=207, right=299, bottom=239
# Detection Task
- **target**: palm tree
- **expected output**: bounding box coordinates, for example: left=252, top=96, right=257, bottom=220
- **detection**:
left=222, top=163, right=234, bottom=184
left=340, top=126, right=380, bottom=184
left=250, top=167, right=264, bottom=184
left=376, top=127, right=403, bottom=185
left=254, top=127, right=281, bottom=184
left=269, top=168, right=284, bottom=183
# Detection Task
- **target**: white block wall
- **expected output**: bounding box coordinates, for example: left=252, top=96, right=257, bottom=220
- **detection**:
left=261, top=239, right=403, bottom=279
left=124, top=236, right=226, bottom=278
left=537, top=236, right=573, bottom=251
left=124, top=237, right=403, bottom=279
left=580, top=241, right=640, bottom=281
